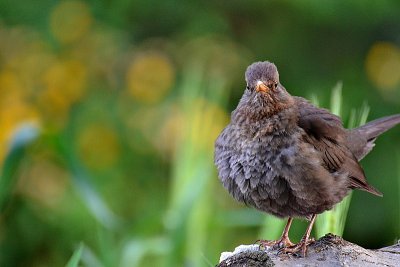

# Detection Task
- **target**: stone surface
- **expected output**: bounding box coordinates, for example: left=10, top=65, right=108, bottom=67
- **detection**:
left=217, top=234, right=400, bottom=267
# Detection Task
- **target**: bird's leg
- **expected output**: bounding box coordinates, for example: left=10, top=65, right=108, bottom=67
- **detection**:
left=281, top=214, right=317, bottom=257
left=258, top=217, right=295, bottom=249
left=277, top=217, right=295, bottom=247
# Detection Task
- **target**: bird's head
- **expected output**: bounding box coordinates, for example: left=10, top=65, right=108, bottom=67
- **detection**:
left=245, top=61, right=279, bottom=94
left=239, top=61, right=293, bottom=117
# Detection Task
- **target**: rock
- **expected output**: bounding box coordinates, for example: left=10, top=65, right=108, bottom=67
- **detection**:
left=217, top=234, right=400, bottom=267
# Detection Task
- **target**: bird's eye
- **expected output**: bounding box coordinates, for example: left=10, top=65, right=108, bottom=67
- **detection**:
left=274, top=83, right=278, bottom=89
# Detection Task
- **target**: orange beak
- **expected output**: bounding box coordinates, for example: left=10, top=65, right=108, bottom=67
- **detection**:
left=256, top=81, right=268, bottom=93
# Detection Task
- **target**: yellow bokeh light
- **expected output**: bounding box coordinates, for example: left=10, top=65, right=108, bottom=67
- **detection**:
left=155, top=106, right=184, bottom=155
left=18, top=159, right=69, bottom=208
left=186, top=98, right=228, bottom=152
left=13, top=48, right=55, bottom=95
left=50, top=0, right=92, bottom=44
left=77, top=123, right=121, bottom=170
left=126, top=52, right=175, bottom=103
left=69, top=28, right=121, bottom=80
left=366, top=42, right=400, bottom=90
left=121, top=104, right=161, bottom=154
left=0, top=70, right=40, bottom=164
left=0, top=100, right=39, bottom=134
left=39, top=59, right=87, bottom=122
left=0, top=70, right=24, bottom=100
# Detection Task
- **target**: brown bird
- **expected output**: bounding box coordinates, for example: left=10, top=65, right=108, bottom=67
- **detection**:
left=214, top=61, right=400, bottom=256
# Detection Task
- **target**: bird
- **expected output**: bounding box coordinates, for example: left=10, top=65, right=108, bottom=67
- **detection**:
left=214, top=61, right=400, bottom=257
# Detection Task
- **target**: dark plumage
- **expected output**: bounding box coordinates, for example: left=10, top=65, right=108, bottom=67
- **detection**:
left=214, top=61, right=400, bottom=256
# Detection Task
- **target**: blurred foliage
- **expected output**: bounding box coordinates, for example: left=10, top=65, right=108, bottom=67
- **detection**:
left=0, top=1, right=400, bottom=266
left=66, top=243, right=83, bottom=267
left=314, top=84, right=370, bottom=238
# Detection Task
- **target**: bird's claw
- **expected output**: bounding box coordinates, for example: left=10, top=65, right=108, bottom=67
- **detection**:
left=277, top=237, right=315, bottom=257
left=257, top=236, right=295, bottom=250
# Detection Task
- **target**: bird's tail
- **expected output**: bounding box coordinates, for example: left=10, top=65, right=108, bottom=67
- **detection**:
left=355, top=114, right=400, bottom=140
left=350, top=114, right=400, bottom=160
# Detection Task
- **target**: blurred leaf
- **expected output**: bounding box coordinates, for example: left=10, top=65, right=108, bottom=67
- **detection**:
left=81, top=245, right=104, bottom=267
left=71, top=169, right=121, bottom=230
left=0, top=123, right=39, bottom=212
left=164, top=49, right=231, bottom=266
left=120, top=237, right=170, bottom=267
left=66, top=243, right=84, bottom=267
left=330, top=81, right=342, bottom=116
left=308, top=93, right=320, bottom=107
left=58, top=133, right=122, bottom=230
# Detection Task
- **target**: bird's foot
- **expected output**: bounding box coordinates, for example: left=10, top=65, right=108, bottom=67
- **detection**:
left=278, top=237, right=315, bottom=257
left=257, top=236, right=295, bottom=250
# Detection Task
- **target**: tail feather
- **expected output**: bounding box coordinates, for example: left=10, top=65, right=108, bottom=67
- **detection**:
left=355, top=114, right=400, bottom=141
left=348, top=114, right=400, bottom=160
left=348, top=114, right=400, bottom=196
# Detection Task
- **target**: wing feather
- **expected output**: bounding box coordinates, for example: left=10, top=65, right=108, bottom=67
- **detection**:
left=295, top=97, right=382, bottom=196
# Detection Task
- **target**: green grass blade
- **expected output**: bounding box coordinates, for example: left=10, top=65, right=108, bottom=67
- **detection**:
left=71, top=171, right=121, bottom=230
left=309, top=94, right=320, bottom=108
left=0, top=124, right=39, bottom=212
left=164, top=55, right=232, bottom=266
left=66, top=243, right=84, bottom=267
left=120, top=237, right=170, bottom=267
left=315, top=85, right=370, bottom=238
left=330, top=81, right=343, bottom=116
left=57, top=134, right=121, bottom=230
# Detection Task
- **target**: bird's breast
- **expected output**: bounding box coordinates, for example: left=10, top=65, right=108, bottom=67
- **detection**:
left=215, top=124, right=302, bottom=193
left=215, top=123, right=344, bottom=217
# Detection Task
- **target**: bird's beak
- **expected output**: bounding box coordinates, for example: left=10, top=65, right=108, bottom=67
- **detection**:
left=256, top=81, right=268, bottom=93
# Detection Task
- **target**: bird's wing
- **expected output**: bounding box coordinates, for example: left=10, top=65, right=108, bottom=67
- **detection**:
left=295, top=97, right=382, bottom=196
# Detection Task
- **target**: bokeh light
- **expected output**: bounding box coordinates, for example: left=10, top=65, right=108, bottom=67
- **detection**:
left=0, top=70, right=39, bottom=163
left=126, top=52, right=175, bottom=104
left=50, top=0, right=92, bottom=44
left=365, top=42, right=400, bottom=91
left=39, top=59, right=87, bottom=124
left=185, top=98, right=228, bottom=152
left=18, top=158, right=69, bottom=208
left=155, top=105, right=184, bottom=155
left=77, top=123, right=121, bottom=170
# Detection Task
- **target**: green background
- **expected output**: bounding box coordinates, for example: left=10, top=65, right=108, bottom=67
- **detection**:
left=0, top=1, right=399, bottom=266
